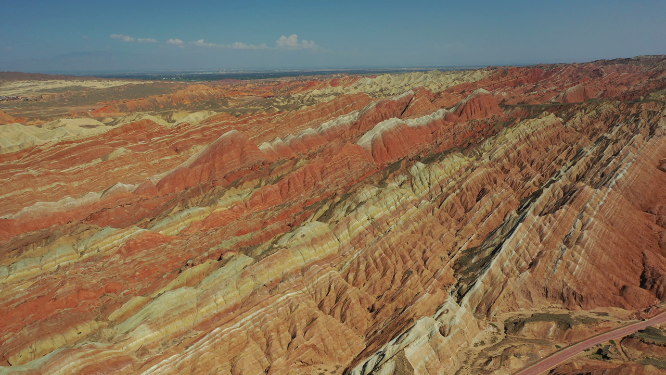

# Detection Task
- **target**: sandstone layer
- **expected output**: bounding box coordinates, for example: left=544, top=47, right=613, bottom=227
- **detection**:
left=2, top=56, right=666, bottom=374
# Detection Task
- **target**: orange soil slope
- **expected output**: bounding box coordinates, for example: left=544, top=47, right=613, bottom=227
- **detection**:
left=1, top=56, right=666, bottom=374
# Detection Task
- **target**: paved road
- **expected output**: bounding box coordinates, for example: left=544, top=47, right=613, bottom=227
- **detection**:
left=514, top=310, right=666, bottom=375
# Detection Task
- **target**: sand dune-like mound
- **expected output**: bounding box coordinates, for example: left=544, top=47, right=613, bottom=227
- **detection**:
left=0, top=118, right=112, bottom=153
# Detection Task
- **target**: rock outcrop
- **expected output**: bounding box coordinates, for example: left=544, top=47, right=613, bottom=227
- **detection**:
left=2, top=56, right=666, bottom=375
left=0, top=110, right=18, bottom=125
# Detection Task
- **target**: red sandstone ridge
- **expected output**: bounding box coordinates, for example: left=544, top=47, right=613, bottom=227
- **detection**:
left=357, top=118, right=431, bottom=164
left=2, top=57, right=666, bottom=375
left=453, top=88, right=504, bottom=121
left=552, top=84, right=597, bottom=103
left=90, top=105, right=125, bottom=117
left=0, top=109, right=18, bottom=124
left=400, top=87, right=438, bottom=119
left=155, top=130, right=273, bottom=194
left=94, top=84, right=229, bottom=114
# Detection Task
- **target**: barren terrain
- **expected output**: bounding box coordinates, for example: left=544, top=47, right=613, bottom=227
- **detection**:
left=2, top=56, right=666, bottom=374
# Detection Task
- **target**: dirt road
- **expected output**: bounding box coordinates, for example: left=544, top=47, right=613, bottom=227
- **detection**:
left=514, top=310, right=666, bottom=375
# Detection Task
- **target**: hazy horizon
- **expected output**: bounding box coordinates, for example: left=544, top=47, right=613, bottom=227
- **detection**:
left=2, top=0, right=665, bottom=73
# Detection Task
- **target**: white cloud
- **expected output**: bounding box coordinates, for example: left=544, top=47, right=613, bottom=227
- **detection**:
left=111, top=34, right=134, bottom=42
left=185, top=35, right=318, bottom=51
left=191, top=39, right=268, bottom=50
left=111, top=34, right=158, bottom=43
left=167, top=38, right=185, bottom=47
left=230, top=42, right=269, bottom=50
left=192, top=39, right=218, bottom=48
left=276, top=34, right=318, bottom=50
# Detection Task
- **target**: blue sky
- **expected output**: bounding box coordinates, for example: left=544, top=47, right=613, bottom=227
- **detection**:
left=1, top=0, right=665, bottom=72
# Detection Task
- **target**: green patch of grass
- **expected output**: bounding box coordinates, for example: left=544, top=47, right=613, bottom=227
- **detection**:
left=419, top=147, right=460, bottom=165
left=453, top=246, right=480, bottom=271
left=577, top=315, right=599, bottom=325
left=376, top=159, right=406, bottom=188
left=638, top=357, right=666, bottom=370
left=317, top=192, right=353, bottom=223
left=632, top=326, right=666, bottom=345
left=504, top=313, right=599, bottom=335
left=493, top=118, right=517, bottom=132
left=454, top=210, right=534, bottom=301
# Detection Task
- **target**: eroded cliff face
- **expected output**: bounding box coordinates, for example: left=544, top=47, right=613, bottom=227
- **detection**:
left=2, top=56, right=666, bottom=375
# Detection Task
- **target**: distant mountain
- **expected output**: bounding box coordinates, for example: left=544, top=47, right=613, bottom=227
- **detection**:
left=0, top=71, right=111, bottom=81
left=0, top=51, right=171, bottom=73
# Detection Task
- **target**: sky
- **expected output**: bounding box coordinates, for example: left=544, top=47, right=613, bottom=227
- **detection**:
left=1, top=0, right=665, bottom=73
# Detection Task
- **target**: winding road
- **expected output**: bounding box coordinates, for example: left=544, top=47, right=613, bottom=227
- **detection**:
left=514, top=310, right=666, bottom=375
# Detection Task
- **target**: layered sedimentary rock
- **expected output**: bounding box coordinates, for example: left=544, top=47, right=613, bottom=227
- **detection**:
left=0, top=110, right=18, bottom=125
left=92, top=85, right=230, bottom=115
left=2, top=56, right=666, bottom=375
